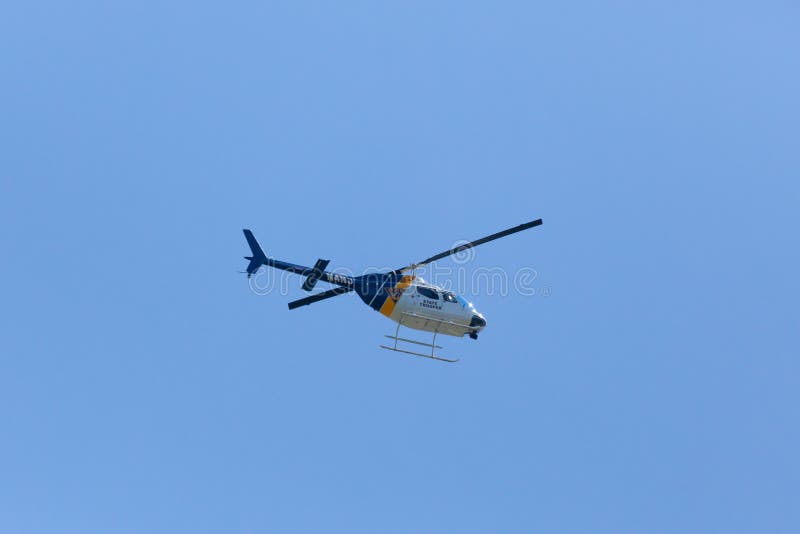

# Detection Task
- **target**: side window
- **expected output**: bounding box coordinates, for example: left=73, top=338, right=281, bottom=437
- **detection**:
left=442, top=292, right=458, bottom=303
left=417, top=286, right=439, bottom=300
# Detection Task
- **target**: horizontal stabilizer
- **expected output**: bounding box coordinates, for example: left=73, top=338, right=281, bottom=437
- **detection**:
left=301, top=259, right=330, bottom=291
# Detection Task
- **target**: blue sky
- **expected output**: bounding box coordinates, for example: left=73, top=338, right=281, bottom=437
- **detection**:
left=2, top=1, right=798, bottom=532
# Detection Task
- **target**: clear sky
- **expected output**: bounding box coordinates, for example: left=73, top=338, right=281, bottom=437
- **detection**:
left=2, top=1, right=798, bottom=533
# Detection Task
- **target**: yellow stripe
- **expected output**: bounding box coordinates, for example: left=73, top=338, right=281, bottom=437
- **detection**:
left=379, top=275, right=414, bottom=317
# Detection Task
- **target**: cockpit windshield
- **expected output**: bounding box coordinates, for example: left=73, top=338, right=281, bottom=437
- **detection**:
left=456, top=295, right=474, bottom=309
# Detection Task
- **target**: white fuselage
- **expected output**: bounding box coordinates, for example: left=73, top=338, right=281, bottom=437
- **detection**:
left=381, top=277, right=486, bottom=338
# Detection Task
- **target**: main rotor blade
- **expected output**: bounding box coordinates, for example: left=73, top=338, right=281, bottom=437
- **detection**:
left=287, top=286, right=353, bottom=310
left=393, top=218, right=543, bottom=273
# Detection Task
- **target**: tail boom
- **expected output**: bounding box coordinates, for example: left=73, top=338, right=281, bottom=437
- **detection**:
left=242, top=229, right=354, bottom=287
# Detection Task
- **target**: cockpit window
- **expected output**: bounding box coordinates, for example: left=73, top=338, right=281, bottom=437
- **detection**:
left=416, top=286, right=439, bottom=300
left=442, top=291, right=458, bottom=303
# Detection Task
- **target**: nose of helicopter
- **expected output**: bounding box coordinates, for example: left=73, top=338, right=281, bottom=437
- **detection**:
left=470, top=313, right=487, bottom=329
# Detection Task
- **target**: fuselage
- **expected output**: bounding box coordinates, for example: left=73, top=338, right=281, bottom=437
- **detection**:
left=352, top=274, right=487, bottom=338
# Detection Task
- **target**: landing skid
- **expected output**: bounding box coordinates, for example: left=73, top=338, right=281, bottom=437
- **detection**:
left=379, top=317, right=460, bottom=363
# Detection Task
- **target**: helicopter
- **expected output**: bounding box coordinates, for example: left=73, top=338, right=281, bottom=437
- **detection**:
left=242, top=218, right=543, bottom=362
